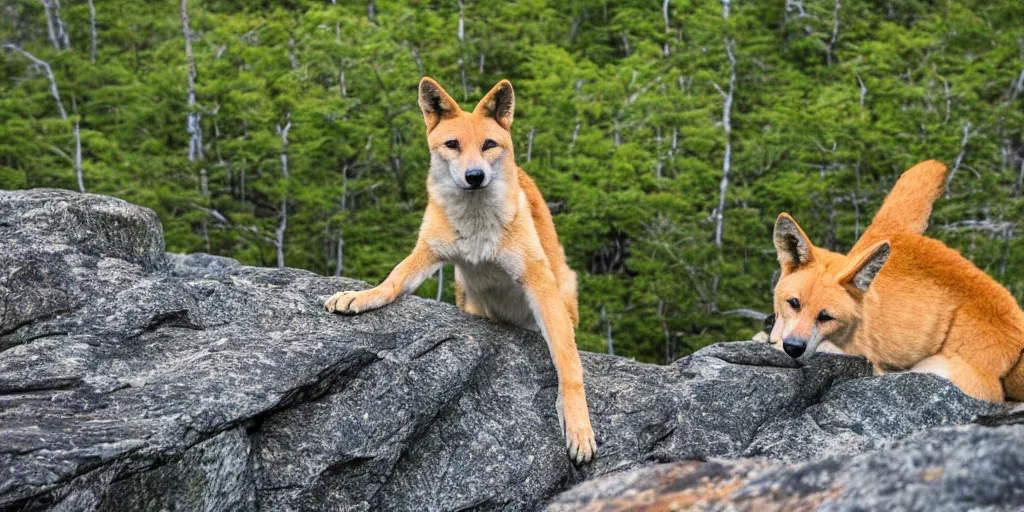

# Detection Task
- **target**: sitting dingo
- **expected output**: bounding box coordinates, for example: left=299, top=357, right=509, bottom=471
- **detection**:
left=325, top=78, right=596, bottom=463
left=770, top=160, right=1024, bottom=402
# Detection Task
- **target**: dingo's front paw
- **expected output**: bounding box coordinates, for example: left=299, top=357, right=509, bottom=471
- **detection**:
left=559, top=392, right=596, bottom=464
left=565, top=419, right=596, bottom=464
left=323, top=288, right=393, bottom=314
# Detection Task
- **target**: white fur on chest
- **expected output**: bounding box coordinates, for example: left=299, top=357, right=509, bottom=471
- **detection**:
left=456, top=261, right=536, bottom=330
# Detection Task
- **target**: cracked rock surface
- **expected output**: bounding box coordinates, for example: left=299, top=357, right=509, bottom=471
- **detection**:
left=1, top=189, right=1017, bottom=511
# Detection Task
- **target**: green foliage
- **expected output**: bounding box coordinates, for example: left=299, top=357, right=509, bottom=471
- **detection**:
left=3, top=0, right=1023, bottom=362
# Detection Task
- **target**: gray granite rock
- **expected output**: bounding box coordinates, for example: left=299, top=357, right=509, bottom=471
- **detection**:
left=0, top=189, right=1012, bottom=511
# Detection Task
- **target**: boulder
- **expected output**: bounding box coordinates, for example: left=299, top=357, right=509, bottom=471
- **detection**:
left=0, top=189, right=1017, bottom=511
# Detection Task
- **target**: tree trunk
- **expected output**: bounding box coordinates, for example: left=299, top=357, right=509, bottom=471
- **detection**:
left=88, top=0, right=97, bottom=63
left=601, top=305, right=614, bottom=356
left=527, top=127, right=535, bottom=162
left=40, top=0, right=61, bottom=51
left=74, top=120, right=84, bottom=192
left=436, top=268, right=444, bottom=301
left=275, top=114, right=292, bottom=269
left=659, top=299, right=673, bottom=364
left=457, top=0, right=468, bottom=100
left=714, top=36, right=736, bottom=248
left=662, top=0, right=671, bottom=57
left=180, top=0, right=206, bottom=198
left=826, top=0, right=841, bottom=66
left=335, top=236, right=344, bottom=277
left=945, top=121, right=972, bottom=198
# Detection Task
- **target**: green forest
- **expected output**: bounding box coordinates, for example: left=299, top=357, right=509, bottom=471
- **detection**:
left=2, top=0, right=1023, bottom=363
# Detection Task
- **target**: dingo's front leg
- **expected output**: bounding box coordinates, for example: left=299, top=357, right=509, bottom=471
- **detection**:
left=325, top=243, right=440, bottom=314
left=522, top=258, right=596, bottom=464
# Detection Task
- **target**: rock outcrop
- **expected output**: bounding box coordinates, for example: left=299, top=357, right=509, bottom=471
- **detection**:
left=1, top=189, right=1020, bottom=511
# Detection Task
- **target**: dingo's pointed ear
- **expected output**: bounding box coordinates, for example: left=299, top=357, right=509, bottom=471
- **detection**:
left=774, top=213, right=815, bottom=273
left=838, top=241, right=890, bottom=293
left=473, top=79, right=514, bottom=130
left=418, top=77, right=460, bottom=132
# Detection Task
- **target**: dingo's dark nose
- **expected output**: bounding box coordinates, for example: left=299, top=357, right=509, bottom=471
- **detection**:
left=465, top=169, right=485, bottom=188
left=782, top=337, right=806, bottom=358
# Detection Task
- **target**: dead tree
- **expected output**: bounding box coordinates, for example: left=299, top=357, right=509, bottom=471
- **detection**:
left=40, top=0, right=69, bottom=51
left=457, top=0, right=468, bottom=100
left=600, top=305, right=614, bottom=356
left=712, top=36, right=736, bottom=247
left=4, top=44, right=81, bottom=191
left=180, top=0, right=207, bottom=198
left=526, top=127, right=535, bottom=162
left=275, top=114, right=292, bottom=269
left=945, top=121, right=973, bottom=198
left=856, top=74, right=867, bottom=112
left=74, top=120, right=84, bottom=192
left=1018, top=158, right=1024, bottom=196
left=658, top=299, right=673, bottom=364
left=88, top=0, right=97, bottom=63
left=53, top=0, right=70, bottom=49
left=825, top=0, right=841, bottom=66
left=568, top=121, right=581, bottom=154
left=943, top=78, right=952, bottom=124
left=4, top=44, right=67, bottom=119
left=662, top=0, right=671, bottom=57
left=1009, top=67, right=1024, bottom=102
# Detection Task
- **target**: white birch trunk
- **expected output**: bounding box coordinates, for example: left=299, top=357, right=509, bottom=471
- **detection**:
left=713, top=36, right=736, bottom=248
left=88, top=0, right=98, bottom=63
left=275, top=115, right=292, bottom=269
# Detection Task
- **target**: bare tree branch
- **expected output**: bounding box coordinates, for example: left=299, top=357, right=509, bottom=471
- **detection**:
left=825, top=0, right=841, bottom=66
left=944, top=121, right=973, bottom=199
left=1010, top=67, right=1024, bottom=102
left=3, top=44, right=67, bottom=119
left=942, top=219, right=1015, bottom=239
left=408, top=44, right=424, bottom=77
left=715, top=308, right=770, bottom=322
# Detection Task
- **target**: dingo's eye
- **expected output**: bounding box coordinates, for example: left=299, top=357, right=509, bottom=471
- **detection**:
left=817, top=311, right=834, bottom=323
left=444, top=139, right=460, bottom=150
left=786, top=298, right=800, bottom=310
left=482, top=139, right=498, bottom=151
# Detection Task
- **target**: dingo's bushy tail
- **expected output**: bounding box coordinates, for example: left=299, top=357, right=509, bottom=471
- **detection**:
left=852, top=160, right=948, bottom=254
